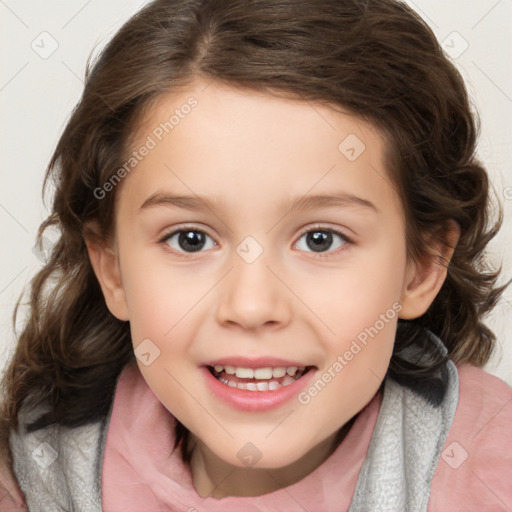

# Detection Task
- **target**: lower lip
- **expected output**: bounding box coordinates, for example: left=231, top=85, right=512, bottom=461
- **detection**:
left=201, top=366, right=317, bottom=412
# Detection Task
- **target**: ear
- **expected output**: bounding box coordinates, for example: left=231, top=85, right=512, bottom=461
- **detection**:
left=84, top=224, right=130, bottom=321
left=399, top=220, right=461, bottom=319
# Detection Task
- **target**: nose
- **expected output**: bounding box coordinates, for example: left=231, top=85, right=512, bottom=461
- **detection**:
left=215, top=254, right=292, bottom=331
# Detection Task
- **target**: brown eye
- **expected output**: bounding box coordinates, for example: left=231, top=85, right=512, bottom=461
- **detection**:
left=295, top=228, right=349, bottom=254
left=162, top=229, right=216, bottom=253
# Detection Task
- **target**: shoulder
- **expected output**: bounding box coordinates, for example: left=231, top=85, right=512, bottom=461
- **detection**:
left=453, top=364, right=512, bottom=446
left=458, top=363, right=512, bottom=403
left=429, top=364, right=512, bottom=512
left=452, top=364, right=512, bottom=430
left=0, top=459, right=27, bottom=511
left=9, top=403, right=109, bottom=511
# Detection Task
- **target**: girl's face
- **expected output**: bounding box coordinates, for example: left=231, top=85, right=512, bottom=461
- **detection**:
left=94, top=78, right=431, bottom=492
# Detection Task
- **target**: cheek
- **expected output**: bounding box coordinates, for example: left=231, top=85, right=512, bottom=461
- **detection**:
left=292, top=242, right=403, bottom=419
left=301, top=318, right=396, bottom=444
left=296, top=240, right=406, bottom=340
left=119, top=248, right=203, bottom=342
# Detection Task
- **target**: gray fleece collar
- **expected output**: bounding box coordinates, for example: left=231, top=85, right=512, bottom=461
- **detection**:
left=10, top=333, right=458, bottom=512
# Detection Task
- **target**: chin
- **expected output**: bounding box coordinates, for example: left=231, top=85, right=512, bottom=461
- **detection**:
left=205, top=437, right=315, bottom=470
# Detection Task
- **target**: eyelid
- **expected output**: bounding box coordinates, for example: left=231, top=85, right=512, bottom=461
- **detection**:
left=295, top=223, right=353, bottom=243
left=157, top=223, right=353, bottom=257
left=158, top=224, right=216, bottom=244
left=293, top=224, right=353, bottom=255
left=158, top=224, right=218, bottom=259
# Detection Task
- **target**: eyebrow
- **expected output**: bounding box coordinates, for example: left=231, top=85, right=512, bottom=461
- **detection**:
left=281, top=193, right=377, bottom=214
left=139, top=191, right=378, bottom=214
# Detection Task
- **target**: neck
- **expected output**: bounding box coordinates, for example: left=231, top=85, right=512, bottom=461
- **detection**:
left=187, top=418, right=355, bottom=499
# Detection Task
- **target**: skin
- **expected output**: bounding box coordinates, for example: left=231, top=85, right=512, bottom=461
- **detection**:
left=86, top=78, right=459, bottom=498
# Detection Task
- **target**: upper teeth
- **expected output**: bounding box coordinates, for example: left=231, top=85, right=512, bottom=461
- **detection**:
left=213, top=365, right=301, bottom=379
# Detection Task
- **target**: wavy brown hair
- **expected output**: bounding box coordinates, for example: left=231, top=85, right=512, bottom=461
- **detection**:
left=1, top=0, right=507, bottom=468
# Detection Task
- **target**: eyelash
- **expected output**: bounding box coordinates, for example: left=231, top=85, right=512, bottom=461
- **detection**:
left=159, top=225, right=217, bottom=259
left=158, top=224, right=352, bottom=259
left=296, top=224, right=352, bottom=256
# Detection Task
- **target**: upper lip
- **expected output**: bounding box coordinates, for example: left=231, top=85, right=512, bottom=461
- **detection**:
left=203, top=357, right=313, bottom=368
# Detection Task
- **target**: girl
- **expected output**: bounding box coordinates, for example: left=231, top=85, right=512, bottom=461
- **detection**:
left=1, top=0, right=511, bottom=510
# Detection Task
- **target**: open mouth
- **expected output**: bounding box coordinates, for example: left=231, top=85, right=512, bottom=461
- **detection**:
left=208, top=364, right=314, bottom=392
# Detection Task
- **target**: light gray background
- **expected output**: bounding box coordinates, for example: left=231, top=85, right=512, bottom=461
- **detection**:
left=1, top=0, right=511, bottom=385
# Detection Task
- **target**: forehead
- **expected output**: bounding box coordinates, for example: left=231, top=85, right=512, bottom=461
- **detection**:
left=120, top=79, right=402, bottom=221
left=134, top=79, right=381, bottom=149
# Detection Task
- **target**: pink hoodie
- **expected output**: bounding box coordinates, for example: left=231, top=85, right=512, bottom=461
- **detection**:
left=2, top=363, right=511, bottom=511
